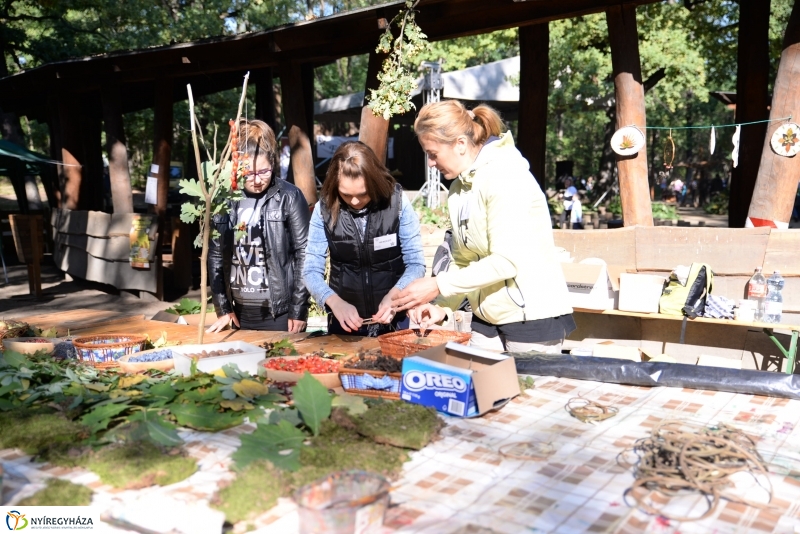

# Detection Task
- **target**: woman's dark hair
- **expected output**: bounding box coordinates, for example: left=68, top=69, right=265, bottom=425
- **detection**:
left=237, top=118, right=279, bottom=176
left=321, top=141, right=396, bottom=225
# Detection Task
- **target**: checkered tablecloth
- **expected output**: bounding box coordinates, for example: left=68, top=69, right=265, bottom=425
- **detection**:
left=4, top=376, right=800, bottom=533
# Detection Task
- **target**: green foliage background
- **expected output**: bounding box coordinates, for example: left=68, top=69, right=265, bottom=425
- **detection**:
left=0, top=0, right=795, bottom=197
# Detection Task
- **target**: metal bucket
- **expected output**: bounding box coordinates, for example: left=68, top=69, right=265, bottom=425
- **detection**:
left=294, top=471, right=390, bottom=534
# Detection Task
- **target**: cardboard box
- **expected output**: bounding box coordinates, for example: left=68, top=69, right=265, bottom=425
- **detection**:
left=618, top=273, right=667, bottom=313
left=561, top=260, right=621, bottom=311
left=591, top=342, right=642, bottom=362
left=400, top=342, right=519, bottom=417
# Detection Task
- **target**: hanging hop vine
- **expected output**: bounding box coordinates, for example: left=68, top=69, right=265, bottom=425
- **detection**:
left=367, top=0, right=430, bottom=120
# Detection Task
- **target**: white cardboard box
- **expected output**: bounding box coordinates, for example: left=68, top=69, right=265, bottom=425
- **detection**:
left=560, top=260, right=621, bottom=311
left=618, top=273, right=667, bottom=313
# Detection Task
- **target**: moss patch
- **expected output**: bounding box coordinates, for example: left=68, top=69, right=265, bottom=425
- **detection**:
left=352, top=401, right=441, bottom=450
left=18, top=478, right=93, bottom=506
left=79, top=441, right=197, bottom=489
left=213, top=461, right=283, bottom=525
left=213, top=420, right=409, bottom=524
left=0, top=409, right=89, bottom=462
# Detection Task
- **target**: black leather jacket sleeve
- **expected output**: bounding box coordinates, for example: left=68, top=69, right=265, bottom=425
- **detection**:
left=208, top=212, right=233, bottom=316
left=287, top=188, right=311, bottom=321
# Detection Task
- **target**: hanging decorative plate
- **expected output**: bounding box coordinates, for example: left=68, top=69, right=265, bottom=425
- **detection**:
left=770, top=123, right=800, bottom=157
left=611, top=125, right=645, bottom=156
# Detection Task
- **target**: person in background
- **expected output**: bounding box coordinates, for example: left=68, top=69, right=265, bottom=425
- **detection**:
left=303, top=141, right=425, bottom=336
left=570, top=191, right=584, bottom=230
left=206, top=119, right=310, bottom=334
left=392, top=101, right=575, bottom=353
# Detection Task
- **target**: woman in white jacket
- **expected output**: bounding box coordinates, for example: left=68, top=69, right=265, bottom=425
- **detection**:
left=393, top=101, right=574, bottom=353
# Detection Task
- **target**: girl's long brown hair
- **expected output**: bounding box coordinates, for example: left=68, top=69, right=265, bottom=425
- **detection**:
left=237, top=118, right=279, bottom=176
left=321, top=141, right=396, bottom=226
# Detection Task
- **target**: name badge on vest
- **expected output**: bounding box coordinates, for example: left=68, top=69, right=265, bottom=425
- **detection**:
left=373, top=233, right=398, bottom=251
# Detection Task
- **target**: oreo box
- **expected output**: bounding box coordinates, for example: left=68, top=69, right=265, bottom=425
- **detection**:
left=400, top=342, right=519, bottom=417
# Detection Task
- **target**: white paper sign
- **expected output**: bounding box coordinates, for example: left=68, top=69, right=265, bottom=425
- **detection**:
left=150, top=163, right=160, bottom=175
left=374, top=233, right=397, bottom=251
left=145, top=176, right=158, bottom=205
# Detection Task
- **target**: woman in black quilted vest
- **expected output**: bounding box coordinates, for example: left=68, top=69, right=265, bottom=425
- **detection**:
left=303, top=141, right=425, bottom=336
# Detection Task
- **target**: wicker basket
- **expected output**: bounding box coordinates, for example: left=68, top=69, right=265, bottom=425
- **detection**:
left=339, top=367, right=402, bottom=400
left=377, top=329, right=471, bottom=358
left=72, top=334, right=147, bottom=368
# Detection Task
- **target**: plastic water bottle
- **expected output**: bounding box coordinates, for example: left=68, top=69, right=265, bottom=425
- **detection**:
left=763, top=271, right=784, bottom=324
left=747, top=267, right=767, bottom=320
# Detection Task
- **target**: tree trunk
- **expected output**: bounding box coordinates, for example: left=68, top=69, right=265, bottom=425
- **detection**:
left=358, top=49, right=390, bottom=165
left=102, top=85, right=134, bottom=213
left=517, top=22, right=549, bottom=192
left=747, top=1, right=800, bottom=229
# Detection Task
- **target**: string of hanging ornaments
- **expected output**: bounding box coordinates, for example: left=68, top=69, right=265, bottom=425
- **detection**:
left=610, top=116, right=799, bottom=167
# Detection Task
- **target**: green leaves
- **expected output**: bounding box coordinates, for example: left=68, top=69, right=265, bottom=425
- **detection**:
left=292, top=373, right=332, bottom=436
left=127, top=410, right=183, bottom=447
left=2, top=350, right=27, bottom=369
left=80, top=402, right=132, bottom=433
left=169, top=402, right=244, bottom=431
left=366, top=0, right=430, bottom=120
left=179, top=178, right=204, bottom=200
left=331, top=393, right=368, bottom=415
left=232, top=420, right=306, bottom=471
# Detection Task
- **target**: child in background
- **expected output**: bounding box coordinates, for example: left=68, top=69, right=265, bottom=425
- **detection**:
left=570, top=191, right=584, bottom=230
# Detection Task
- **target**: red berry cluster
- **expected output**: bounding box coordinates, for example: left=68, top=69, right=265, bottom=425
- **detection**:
left=264, top=356, right=340, bottom=374
left=229, top=120, right=238, bottom=191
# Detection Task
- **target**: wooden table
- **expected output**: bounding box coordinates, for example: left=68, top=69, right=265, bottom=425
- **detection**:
left=17, top=309, right=380, bottom=355
left=574, top=307, right=800, bottom=374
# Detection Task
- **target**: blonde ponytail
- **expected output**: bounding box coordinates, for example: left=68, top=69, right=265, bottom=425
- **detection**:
left=414, top=100, right=505, bottom=146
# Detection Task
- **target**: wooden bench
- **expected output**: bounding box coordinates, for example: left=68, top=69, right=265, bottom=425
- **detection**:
left=574, top=307, right=799, bottom=375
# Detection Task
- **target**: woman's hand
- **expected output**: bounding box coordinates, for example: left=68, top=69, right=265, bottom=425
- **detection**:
left=409, top=304, right=447, bottom=330
left=392, top=277, right=441, bottom=311
left=206, top=312, right=239, bottom=333
left=288, top=319, right=306, bottom=334
left=372, top=288, right=399, bottom=325
left=326, top=294, right=363, bottom=332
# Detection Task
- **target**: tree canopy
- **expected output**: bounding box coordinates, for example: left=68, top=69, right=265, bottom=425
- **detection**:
left=0, top=0, right=795, bottom=201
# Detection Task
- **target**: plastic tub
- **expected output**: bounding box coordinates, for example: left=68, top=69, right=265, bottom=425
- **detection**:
left=171, top=341, right=265, bottom=376
left=118, top=348, right=175, bottom=373
left=294, top=471, right=390, bottom=534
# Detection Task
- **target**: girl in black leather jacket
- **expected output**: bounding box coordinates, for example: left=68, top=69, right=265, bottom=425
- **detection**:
left=206, top=119, right=310, bottom=333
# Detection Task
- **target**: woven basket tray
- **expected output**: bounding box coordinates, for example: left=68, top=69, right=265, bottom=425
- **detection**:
left=339, top=367, right=402, bottom=400
left=72, top=334, right=147, bottom=367
left=377, top=329, right=471, bottom=358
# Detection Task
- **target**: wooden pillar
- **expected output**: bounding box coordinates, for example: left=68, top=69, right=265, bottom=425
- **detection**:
left=747, top=2, right=800, bottom=229
left=301, top=64, right=316, bottom=142
left=254, top=67, right=278, bottom=131
left=153, top=80, right=173, bottom=219
left=80, top=99, right=105, bottom=212
left=607, top=5, right=653, bottom=227
left=47, top=98, right=63, bottom=208
left=517, top=22, right=549, bottom=191
left=57, top=95, right=84, bottom=210
left=359, top=50, right=390, bottom=165
left=279, top=61, right=317, bottom=206
left=102, top=85, right=134, bottom=213
left=729, top=0, right=771, bottom=228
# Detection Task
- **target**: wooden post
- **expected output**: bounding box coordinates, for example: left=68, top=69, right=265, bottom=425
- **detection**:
left=102, top=85, right=134, bottom=213
left=607, top=5, right=653, bottom=227
left=57, top=95, right=84, bottom=210
left=47, top=97, right=63, bottom=208
left=747, top=1, right=800, bottom=229
left=359, top=49, right=390, bottom=165
left=254, top=67, right=278, bottom=131
left=280, top=61, right=317, bottom=206
left=9, top=214, right=43, bottom=298
left=517, top=22, right=549, bottom=191
left=80, top=101, right=105, bottom=212
left=729, top=0, right=771, bottom=228
left=153, top=80, right=173, bottom=219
